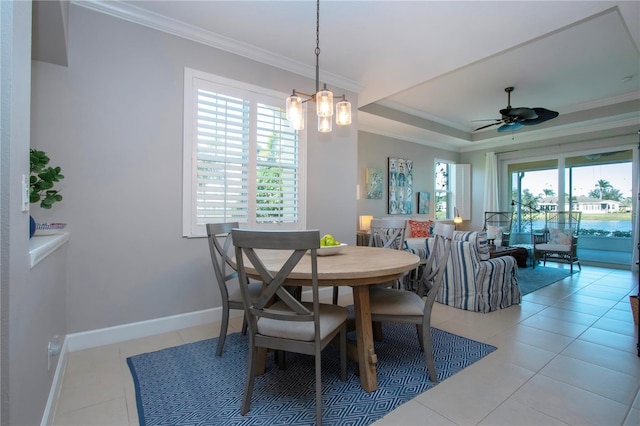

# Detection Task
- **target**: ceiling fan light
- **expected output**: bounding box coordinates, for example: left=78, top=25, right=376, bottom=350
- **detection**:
left=316, top=86, right=334, bottom=117
left=498, top=122, right=524, bottom=133
left=335, top=99, right=351, bottom=125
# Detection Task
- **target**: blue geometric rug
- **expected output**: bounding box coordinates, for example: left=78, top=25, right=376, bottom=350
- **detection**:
left=518, top=265, right=577, bottom=296
left=127, top=322, right=496, bottom=426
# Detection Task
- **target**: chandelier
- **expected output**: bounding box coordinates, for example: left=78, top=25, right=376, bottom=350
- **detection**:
left=285, top=0, right=352, bottom=133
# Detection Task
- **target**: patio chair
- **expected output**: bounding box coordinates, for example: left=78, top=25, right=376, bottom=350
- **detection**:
left=534, top=211, right=582, bottom=272
left=368, top=223, right=454, bottom=382
left=232, top=229, right=347, bottom=426
left=483, top=211, right=513, bottom=247
left=206, top=222, right=264, bottom=356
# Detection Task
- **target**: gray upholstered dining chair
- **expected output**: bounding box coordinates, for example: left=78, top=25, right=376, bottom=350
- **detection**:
left=231, top=228, right=348, bottom=426
left=368, top=222, right=454, bottom=383
left=206, top=222, right=263, bottom=356
left=333, top=217, right=408, bottom=304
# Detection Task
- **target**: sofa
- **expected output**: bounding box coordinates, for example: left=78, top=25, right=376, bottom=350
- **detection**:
left=424, top=230, right=521, bottom=312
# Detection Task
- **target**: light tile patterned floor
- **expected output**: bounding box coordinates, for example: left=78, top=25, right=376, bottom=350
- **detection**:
left=53, top=265, right=640, bottom=425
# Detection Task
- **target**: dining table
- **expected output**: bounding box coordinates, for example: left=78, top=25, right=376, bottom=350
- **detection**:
left=236, top=244, right=420, bottom=393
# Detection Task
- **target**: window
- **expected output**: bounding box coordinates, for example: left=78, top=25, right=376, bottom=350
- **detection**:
left=435, top=160, right=470, bottom=220
left=183, top=68, right=306, bottom=237
left=434, top=160, right=452, bottom=220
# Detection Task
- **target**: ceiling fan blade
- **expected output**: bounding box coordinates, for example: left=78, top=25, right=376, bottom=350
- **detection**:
left=473, top=121, right=502, bottom=131
left=500, top=107, right=538, bottom=120
left=521, top=108, right=559, bottom=126
left=497, top=122, right=524, bottom=133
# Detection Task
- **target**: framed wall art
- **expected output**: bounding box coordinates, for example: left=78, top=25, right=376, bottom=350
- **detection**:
left=418, top=192, right=430, bottom=214
left=365, top=167, right=383, bottom=199
left=388, top=157, right=413, bottom=214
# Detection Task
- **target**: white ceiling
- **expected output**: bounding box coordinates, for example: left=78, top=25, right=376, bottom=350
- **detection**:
left=76, top=0, right=640, bottom=151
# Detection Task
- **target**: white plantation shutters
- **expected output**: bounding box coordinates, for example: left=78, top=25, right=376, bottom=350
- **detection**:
left=196, top=91, right=250, bottom=224
left=183, top=69, right=305, bottom=237
left=255, top=103, right=299, bottom=224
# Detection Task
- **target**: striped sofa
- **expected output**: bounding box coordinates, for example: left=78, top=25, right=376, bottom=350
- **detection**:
left=426, top=230, right=521, bottom=312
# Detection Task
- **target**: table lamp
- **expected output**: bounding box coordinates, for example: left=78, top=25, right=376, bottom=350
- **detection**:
left=359, top=215, right=373, bottom=232
left=453, top=207, right=463, bottom=230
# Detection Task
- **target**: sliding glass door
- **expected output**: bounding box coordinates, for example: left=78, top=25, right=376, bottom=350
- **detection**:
left=508, top=149, right=633, bottom=265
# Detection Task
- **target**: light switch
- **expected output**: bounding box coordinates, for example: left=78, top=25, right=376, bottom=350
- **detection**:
left=22, top=174, right=29, bottom=212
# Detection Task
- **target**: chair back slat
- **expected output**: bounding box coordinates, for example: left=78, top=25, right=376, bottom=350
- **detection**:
left=420, top=223, right=454, bottom=304
left=369, top=218, right=407, bottom=250
left=232, top=229, right=320, bottom=323
left=207, top=223, right=241, bottom=299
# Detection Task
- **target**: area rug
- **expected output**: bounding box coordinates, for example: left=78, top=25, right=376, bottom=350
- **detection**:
left=518, top=265, right=577, bottom=296
left=127, top=322, right=496, bottom=426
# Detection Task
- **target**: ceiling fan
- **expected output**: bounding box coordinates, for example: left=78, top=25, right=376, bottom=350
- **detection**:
left=473, top=87, right=559, bottom=132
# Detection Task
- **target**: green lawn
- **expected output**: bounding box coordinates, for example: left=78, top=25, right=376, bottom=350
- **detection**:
left=580, top=212, right=632, bottom=221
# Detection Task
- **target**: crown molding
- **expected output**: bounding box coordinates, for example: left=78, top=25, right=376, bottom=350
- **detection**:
left=72, top=0, right=362, bottom=93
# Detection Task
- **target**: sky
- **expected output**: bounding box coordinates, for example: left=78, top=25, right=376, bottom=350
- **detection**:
left=519, top=162, right=633, bottom=199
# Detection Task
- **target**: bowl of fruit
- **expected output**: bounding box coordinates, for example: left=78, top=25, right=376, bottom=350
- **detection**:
left=317, top=234, right=347, bottom=256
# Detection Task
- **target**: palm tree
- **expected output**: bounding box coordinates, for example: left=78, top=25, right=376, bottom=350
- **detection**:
left=595, top=179, right=612, bottom=200
left=542, top=188, right=555, bottom=197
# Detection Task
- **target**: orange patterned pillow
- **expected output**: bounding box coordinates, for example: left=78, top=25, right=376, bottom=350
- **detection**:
left=408, top=219, right=433, bottom=238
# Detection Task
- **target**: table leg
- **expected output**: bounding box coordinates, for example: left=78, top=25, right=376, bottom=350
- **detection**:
left=352, top=285, right=378, bottom=392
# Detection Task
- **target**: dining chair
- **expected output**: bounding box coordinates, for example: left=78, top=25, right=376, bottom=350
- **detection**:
left=368, top=222, right=454, bottom=382
left=333, top=217, right=407, bottom=304
left=231, top=228, right=348, bottom=425
left=206, top=222, right=263, bottom=356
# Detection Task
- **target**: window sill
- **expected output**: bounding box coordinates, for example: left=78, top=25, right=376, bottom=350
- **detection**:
left=29, top=232, right=70, bottom=268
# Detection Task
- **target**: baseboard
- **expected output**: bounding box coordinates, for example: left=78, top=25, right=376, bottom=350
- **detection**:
left=40, top=338, right=69, bottom=426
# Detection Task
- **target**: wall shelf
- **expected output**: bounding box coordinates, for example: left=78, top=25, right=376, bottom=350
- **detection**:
left=29, top=232, right=70, bottom=268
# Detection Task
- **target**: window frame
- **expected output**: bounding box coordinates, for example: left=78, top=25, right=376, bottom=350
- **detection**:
left=182, top=68, right=306, bottom=238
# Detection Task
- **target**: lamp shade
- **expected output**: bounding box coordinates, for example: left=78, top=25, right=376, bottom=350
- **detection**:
left=318, top=115, right=332, bottom=133
left=286, top=94, right=305, bottom=130
left=336, top=99, right=352, bottom=125
left=359, top=215, right=373, bottom=232
left=453, top=207, right=463, bottom=224
left=316, top=88, right=333, bottom=117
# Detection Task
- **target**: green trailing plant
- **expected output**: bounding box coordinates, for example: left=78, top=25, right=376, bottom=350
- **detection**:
left=30, top=149, right=64, bottom=209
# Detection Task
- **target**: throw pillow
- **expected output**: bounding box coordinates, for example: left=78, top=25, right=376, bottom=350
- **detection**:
left=549, top=227, right=574, bottom=246
left=485, top=225, right=503, bottom=241
left=408, top=219, right=433, bottom=238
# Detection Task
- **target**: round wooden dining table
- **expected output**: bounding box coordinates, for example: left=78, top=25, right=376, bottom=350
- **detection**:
left=239, top=245, right=420, bottom=393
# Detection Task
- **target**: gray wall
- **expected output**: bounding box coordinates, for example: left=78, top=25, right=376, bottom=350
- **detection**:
left=3, top=2, right=69, bottom=425
left=356, top=131, right=458, bottom=224
left=30, top=4, right=357, bottom=334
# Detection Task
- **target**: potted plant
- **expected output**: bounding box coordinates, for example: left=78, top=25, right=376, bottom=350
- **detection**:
left=29, top=149, right=64, bottom=237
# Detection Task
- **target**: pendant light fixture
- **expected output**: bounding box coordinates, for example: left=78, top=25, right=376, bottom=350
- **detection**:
left=285, top=0, right=351, bottom=133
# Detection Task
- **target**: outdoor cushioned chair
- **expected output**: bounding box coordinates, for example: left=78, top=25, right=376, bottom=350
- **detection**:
left=534, top=211, right=582, bottom=272
left=368, top=223, right=454, bottom=382
left=483, top=211, right=513, bottom=247
left=232, top=229, right=347, bottom=426
left=206, top=222, right=263, bottom=356
left=432, top=230, right=521, bottom=312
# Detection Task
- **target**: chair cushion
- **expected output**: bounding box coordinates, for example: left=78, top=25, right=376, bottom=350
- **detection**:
left=485, top=225, right=503, bottom=241
left=257, top=301, right=347, bottom=341
left=548, top=227, right=573, bottom=246
left=228, top=281, right=263, bottom=303
left=536, top=243, right=572, bottom=252
left=408, top=219, right=433, bottom=238
left=369, top=287, right=424, bottom=316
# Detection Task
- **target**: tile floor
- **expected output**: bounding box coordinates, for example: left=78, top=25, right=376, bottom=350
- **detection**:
left=53, top=264, right=640, bottom=425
